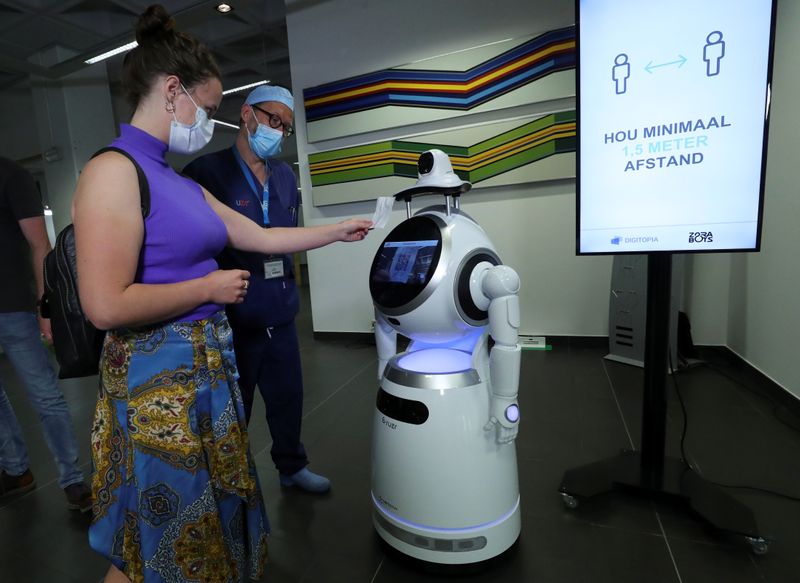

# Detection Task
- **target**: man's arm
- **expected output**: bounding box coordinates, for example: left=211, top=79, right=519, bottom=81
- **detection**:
left=18, top=215, right=53, bottom=341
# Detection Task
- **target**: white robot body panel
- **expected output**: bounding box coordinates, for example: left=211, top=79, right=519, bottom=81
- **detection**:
left=372, top=350, right=520, bottom=563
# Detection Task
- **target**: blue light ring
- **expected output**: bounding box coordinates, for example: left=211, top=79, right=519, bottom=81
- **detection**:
left=372, top=491, right=520, bottom=534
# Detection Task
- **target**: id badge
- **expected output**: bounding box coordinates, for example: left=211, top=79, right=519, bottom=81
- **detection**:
left=264, top=259, right=284, bottom=279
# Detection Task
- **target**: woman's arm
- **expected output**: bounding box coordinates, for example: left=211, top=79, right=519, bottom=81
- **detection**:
left=202, top=187, right=371, bottom=254
left=72, top=152, right=250, bottom=330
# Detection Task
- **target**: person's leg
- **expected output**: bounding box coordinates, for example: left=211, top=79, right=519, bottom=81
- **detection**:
left=231, top=326, right=262, bottom=424
left=256, top=322, right=308, bottom=475
left=0, top=318, right=32, bottom=479
left=0, top=312, right=83, bottom=489
left=0, top=376, right=32, bottom=480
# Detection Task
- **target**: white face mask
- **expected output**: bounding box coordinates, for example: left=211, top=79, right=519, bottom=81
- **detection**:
left=168, top=84, right=214, bottom=154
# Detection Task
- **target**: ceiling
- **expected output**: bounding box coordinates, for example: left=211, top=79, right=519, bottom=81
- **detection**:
left=0, top=0, right=292, bottom=123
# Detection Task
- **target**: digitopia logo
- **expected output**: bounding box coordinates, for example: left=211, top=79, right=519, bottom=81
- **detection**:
left=610, top=236, right=660, bottom=245
left=625, top=236, right=659, bottom=243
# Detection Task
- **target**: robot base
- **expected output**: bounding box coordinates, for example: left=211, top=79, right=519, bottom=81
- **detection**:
left=372, top=495, right=520, bottom=565
left=371, top=349, right=521, bottom=565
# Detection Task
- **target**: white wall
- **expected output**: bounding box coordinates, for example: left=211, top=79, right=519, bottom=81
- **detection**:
left=683, top=253, right=731, bottom=346
left=723, top=0, right=800, bottom=396
left=285, top=0, right=613, bottom=335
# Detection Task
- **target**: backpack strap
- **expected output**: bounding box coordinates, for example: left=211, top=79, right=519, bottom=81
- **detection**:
left=91, top=146, right=151, bottom=218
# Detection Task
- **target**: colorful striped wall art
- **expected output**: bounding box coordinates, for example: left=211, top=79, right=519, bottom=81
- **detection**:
left=302, top=27, right=575, bottom=143
left=308, top=110, right=576, bottom=207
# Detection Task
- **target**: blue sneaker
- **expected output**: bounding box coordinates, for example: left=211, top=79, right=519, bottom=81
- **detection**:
left=279, top=467, right=331, bottom=493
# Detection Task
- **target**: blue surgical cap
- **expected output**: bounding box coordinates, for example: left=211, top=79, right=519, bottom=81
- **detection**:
left=244, top=85, right=294, bottom=111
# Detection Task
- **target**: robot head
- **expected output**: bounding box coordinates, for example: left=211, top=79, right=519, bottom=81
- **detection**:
left=370, top=150, right=499, bottom=344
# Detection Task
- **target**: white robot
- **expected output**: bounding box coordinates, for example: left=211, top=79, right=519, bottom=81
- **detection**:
left=369, top=149, right=522, bottom=564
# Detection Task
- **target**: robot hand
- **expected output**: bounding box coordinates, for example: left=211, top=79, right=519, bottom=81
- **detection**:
left=484, top=395, right=520, bottom=445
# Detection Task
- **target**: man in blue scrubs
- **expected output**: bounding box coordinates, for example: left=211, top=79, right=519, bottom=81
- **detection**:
left=184, top=85, right=330, bottom=493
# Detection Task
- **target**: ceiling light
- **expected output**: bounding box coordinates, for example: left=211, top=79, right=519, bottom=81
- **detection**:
left=222, top=79, right=270, bottom=95
left=216, top=3, right=233, bottom=13
left=85, top=40, right=138, bottom=65
left=212, top=119, right=240, bottom=129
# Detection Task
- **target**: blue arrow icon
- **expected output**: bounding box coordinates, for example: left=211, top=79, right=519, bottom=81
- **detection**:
left=644, top=54, right=688, bottom=73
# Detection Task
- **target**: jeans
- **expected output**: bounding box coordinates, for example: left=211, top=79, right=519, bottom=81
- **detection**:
left=0, top=311, right=84, bottom=489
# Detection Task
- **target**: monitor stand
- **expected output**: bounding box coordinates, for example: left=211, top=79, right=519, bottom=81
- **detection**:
left=559, top=252, right=768, bottom=555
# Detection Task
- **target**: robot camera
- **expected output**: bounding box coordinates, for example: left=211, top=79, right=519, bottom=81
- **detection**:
left=407, top=149, right=471, bottom=193
left=418, top=151, right=435, bottom=175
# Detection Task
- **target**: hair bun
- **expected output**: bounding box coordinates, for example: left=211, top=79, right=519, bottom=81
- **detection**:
left=123, top=3, right=219, bottom=108
left=135, top=4, right=176, bottom=46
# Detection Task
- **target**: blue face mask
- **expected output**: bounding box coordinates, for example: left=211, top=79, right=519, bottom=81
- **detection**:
left=247, top=111, right=283, bottom=159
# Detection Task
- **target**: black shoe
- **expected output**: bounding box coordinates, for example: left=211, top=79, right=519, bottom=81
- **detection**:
left=0, top=469, right=36, bottom=498
left=64, top=481, right=92, bottom=513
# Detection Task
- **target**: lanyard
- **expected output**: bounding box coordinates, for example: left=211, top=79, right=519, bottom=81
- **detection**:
left=232, top=146, right=270, bottom=226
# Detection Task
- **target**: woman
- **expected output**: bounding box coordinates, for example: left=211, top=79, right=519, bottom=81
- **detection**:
left=72, top=5, right=370, bottom=582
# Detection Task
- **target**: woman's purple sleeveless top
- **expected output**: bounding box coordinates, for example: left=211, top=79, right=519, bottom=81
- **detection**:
left=110, top=124, right=228, bottom=321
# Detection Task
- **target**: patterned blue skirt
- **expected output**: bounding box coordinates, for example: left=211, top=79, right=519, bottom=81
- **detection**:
left=89, top=312, right=269, bottom=582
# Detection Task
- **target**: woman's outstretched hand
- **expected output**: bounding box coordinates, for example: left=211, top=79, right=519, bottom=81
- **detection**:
left=337, top=219, right=373, bottom=242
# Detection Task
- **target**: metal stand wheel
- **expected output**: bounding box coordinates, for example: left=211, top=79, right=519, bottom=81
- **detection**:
left=745, top=536, right=769, bottom=556
left=560, top=492, right=578, bottom=510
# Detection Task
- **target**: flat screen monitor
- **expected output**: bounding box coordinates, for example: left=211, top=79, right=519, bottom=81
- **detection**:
left=576, top=0, right=777, bottom=254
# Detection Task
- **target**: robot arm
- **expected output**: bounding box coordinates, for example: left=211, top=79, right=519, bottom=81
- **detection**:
left=375, top=310, right=398, bottom=381
left=471, top=264, right=521, bottom=444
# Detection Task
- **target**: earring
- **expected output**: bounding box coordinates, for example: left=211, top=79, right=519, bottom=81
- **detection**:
left=165, top=100, right=175, bottom=113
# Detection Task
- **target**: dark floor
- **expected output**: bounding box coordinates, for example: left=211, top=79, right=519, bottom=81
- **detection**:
left=1, top=286, right=799, bottom=583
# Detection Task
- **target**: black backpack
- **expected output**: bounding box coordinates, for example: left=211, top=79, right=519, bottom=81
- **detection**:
left=41, top=147, right=150, bottom=379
